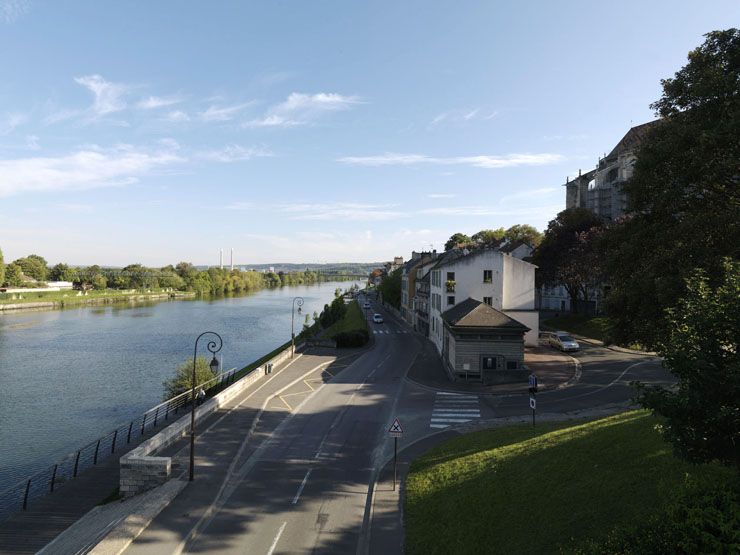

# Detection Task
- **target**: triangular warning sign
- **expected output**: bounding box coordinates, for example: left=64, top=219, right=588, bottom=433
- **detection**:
left=388, top=418, right=403, bottom=434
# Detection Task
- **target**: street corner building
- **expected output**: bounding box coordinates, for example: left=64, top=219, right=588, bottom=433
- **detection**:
left=440, top=298, right=530, bottom=384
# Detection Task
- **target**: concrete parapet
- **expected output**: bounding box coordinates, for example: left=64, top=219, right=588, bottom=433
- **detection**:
left=119, top=342, right=303, bottom=497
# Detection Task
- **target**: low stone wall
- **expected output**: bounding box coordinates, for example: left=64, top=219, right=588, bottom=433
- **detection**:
left=119, top=341, right=303, bottom=498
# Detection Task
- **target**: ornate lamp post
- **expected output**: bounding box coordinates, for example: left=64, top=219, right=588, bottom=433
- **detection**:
left=190, top=331, right=222, bottom=482
left=291, top=297, right=304, bottom=358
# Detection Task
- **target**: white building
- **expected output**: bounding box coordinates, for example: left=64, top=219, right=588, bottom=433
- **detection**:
left=428, top=249, right=539, bottom=351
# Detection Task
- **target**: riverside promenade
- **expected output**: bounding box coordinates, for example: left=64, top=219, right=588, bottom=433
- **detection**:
left=0, top=345, right=362, bottom=554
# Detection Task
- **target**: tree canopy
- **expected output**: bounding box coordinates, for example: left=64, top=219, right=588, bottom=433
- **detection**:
left=444, top=233, right=472, bottom=251
left=471, top=228, right=505, bottom=247
left=634, top=259, right=739, bottom=467
left=603, top=28, right=740, bottom=347
left=378, top=267, right=402, bottom=309
left=504, top=224, right=543, bottom=247
left=12, top=255, right=48, bottom=282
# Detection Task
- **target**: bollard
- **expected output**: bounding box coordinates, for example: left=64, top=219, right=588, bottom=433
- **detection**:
left=73, top=450, right=81, bottom=477
left=50, top=464, right=58, bottom=492
left=23, top=479, right=31, bottom=510
left=111, top=429, right=118, bottom=454
left=93, top=439, right=101, bottom=465
left=127, top=421, right=133, bottom=444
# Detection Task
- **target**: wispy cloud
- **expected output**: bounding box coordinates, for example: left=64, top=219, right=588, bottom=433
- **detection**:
left=419, top=204, right=563, bottom=217
left=0, top=0, right=28, bottom=23
left=337, top=152, right=564, bottom=169
left=137, top=95, right=184, bottom=109
left=0, top=143, right=184, bottom=197
left=57, top=203, right=95, bottom=214
left=25, top=134, right=40, bottom=150
left=199, top=144, right=272, bottom=163
left=429, top=108, right=497, bottom=128
left=276, top=202, right=402, bottom=221
left=165, top=110, right=190, bottom=122
left=428, top=193, right=456, bottom=199
left=244, top=92, right=362, bottom=128
left=74, top=74, right=130, bottom=117
left=0, top=112, right=26, bottom=135
left=198, top=102, right=253, bottom=122
left=224, top=201, right=254, bottom=210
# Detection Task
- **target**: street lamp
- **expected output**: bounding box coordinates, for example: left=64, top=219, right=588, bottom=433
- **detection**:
left=190, top=331, right=223, bottom=482
left=291, top=297, right=304, bottom=358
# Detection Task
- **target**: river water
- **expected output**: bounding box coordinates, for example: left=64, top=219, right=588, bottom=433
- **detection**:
left=0, top=281, right=361, bottom=491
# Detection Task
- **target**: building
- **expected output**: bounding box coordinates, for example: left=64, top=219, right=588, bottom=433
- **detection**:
left=565, top=121, right=659, bottom=222
left=427, top=248, right=539, bottom=380
left=440, top=298, right=529, bottom=384
left=400, top=251, right=436, bottom=325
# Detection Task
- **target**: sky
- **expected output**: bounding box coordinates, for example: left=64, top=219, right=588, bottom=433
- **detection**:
left=0, top=1, right=737, bottom=266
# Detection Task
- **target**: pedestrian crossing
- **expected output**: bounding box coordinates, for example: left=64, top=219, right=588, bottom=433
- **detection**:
left=372, top=330, right=411, bottom=334
left=430, top=392, right=480, bottom=429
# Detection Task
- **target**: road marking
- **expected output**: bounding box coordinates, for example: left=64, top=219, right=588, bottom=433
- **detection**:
left=267, top=521, right=287, bottom=555
left=277, top=395, right=293, bottom=411
left=430, top=392, right=480, bottom=429
left=292, top=469, right=312, bottom=504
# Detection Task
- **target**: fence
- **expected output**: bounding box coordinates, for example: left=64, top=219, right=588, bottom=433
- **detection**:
left=0, top=366, right=239, bottom=523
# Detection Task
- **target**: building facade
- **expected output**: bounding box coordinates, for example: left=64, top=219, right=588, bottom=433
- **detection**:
left=400, top=251, right=436, bottom=325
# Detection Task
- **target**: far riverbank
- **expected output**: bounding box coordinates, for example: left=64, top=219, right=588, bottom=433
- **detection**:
left=0, top=289, right=197, bottom=312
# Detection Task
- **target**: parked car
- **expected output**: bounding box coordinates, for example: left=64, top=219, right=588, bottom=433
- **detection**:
left=549, top=331, right=580, bottom=352
left=373, top=313, right=384, bottom=323
left=363, top=302, right=371, bottom=309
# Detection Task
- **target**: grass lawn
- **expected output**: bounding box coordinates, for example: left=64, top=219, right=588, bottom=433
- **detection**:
left=405, top=411, right=734, bottom=555
left=0, top=288, right=193, bottom=306
left=323, top=300, right=368, bottom=339
left=543, top=314, right=612, bottom=342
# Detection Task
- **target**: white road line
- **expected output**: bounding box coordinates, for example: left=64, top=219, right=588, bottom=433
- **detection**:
left=292, top=469, right=312, bottom=504
left=430, top=417, right=474, bottom=423
left=267, top=521, right=287, bottom=555
left=432, top=410, right=481, bottom=415
left=435, top=399, right=479, bottom=404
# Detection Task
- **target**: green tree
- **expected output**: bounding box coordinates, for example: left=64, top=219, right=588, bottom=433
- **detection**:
left=504, top=224, right=543, bottom=247
left=13, top=256, right=48, bottom=282
left=533, top=208, right=603, bottom=313
left=633, top=259, right=739, bottom=467
left=4, top=263, right=23, bottom=286
left=377, top=267, right=402, bottom=309
left=444, top=233, right=472, bottom=251
left=0, top=246, right=4, bottom=287
left=163, top=356, right=219, bottom=399
left=604, top=29, right=740, bottom=348
left=49, top=263, right=79, bottom=282
left=471, top=228, right=505, bottom=247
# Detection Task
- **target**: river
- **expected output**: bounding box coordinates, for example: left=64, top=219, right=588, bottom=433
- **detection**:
left=0, top=281, right=361, bottom=492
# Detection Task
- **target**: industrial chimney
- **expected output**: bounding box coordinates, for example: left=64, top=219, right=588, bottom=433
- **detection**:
left=230, top=248, right=234, bottom=271
left=219, top=249, right=223, bottom=269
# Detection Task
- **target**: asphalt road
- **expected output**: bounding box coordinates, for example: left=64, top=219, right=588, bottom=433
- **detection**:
left=123, top=294, right=670, bottom=554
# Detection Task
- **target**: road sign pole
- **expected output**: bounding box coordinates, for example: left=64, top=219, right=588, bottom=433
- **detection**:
left=393, top=436, right=397, bottom=491
left=532, top=406, right=535, bottom=428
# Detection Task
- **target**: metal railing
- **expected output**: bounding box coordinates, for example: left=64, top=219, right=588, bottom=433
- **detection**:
left=0, top=366, right=239, bottom=523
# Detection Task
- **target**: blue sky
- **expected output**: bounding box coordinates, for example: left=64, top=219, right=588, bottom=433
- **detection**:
left=0, top=1, right=736, bottom=266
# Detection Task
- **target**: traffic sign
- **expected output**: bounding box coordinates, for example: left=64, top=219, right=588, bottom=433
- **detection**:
left=528, top=373, right=538, bottom=393
left=529, top=396, right=536, bottom=410
left=388, top=418, right=403, bottom=437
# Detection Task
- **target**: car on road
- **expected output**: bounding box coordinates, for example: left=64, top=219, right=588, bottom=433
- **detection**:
left=548, top=331, right=580, bottom=352
left=363, top=302, right=371, bottom=309
left=373, top=313, right=384, bottom=323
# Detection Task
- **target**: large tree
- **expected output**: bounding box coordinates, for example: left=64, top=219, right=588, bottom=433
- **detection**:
left=634, top=259, right=739, bottom=467
left=4, top=264, right=23, bottom=287
left=49, top=263, right=79, bottom=282
left=604, top=29, right=740, bottom=348
left=378, top=267, right=402, bottom=309
left=471, top=228, right=505, bottom=247
left=504, top=224, right=543, bottom=247
left=533, top=208, right=604, bottom=313
left=444, top=233, right=472, bottom=251
left=13, top=255, right=48, bottom=282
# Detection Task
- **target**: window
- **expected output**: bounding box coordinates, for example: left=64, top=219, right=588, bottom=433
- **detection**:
left=483, top=296, right=492, bottom=306
left=483, top=270, right=492, bottom=283
left=506, top=361, right=518, bottom=370
left=446, top=271, right=455, bottom=281
left=482, top=356, right=496, bottom=370
left=447, top=296, right=455, bottom=306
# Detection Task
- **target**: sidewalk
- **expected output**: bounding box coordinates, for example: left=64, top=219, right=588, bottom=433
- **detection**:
left=406, top=337, right=577, bottom=395
left=0, top=346, right=353, bottom=555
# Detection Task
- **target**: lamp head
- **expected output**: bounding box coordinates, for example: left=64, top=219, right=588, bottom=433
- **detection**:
left=209, top=355, right=220, bottom=373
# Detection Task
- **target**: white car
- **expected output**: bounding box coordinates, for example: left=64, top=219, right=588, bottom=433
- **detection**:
left=373, top=313, right=384, bottom=324
left=363, top=302, right=371, bottom=309
left=549, top=331, right=580, bottom=352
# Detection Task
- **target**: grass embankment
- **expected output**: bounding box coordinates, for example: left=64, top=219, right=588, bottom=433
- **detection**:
left=543, top=314, right=612, bottom=342
left=233, top=339, right=293, bottom=380
left=405, top=410, right=736, bottom=554
left=0, top=288, right=194, bottom=307
left=323, top=300, right=368, bottom=339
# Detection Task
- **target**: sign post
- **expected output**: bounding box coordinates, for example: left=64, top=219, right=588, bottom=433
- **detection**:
left=388, top=418, right=403, bottom=491
left=528, top=373, right=538, bottom=429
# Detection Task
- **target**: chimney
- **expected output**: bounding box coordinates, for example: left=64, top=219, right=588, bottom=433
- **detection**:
left=219, top=249, right=223, bottom=269
left=230, top=248, right=234, bottom=271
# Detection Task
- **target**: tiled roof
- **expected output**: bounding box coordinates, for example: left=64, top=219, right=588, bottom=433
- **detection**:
left=441, top=298, right=529, bottom=331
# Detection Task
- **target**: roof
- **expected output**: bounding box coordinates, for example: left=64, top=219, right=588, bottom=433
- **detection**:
left=605, top=120, right=660, bottom=160
left=441, top=298, right=530, bottom=331
left=499, top=240, right=533, bottom=254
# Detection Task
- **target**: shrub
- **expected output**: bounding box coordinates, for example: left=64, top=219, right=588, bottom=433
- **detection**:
left=334, top=329, right=369, bottom=348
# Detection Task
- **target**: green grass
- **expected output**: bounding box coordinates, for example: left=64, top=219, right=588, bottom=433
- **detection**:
left=0, top=288, right=193, bottom=306
left=323, top=300, right=368, bottom=339
left=543, top=314, right=612, bottom=342
left=405, top=411, right=734, bottom=555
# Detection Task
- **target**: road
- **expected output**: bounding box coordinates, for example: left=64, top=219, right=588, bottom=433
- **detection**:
left=123, top=294, right=669, bottom=554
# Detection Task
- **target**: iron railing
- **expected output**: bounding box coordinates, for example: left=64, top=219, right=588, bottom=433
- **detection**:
left=0, top=366, right=239, bottom=523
